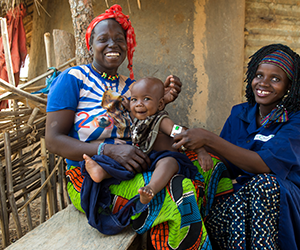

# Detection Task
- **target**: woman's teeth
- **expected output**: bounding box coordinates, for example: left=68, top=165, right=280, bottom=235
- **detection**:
left=106, top=53, right=119, bottom=58
left=257, top=90, right=270, bottom=95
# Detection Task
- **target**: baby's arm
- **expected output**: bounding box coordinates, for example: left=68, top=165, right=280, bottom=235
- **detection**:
left=195, top=147, right=213, bottom=172
left=159, top=117, right=176, bottom=135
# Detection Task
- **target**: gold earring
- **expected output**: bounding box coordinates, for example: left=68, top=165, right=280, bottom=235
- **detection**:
left=283, top=90, right=290, bottom=101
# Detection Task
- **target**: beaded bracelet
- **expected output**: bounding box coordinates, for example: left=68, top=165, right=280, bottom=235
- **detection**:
left=97, top=143, right=106, bottom=155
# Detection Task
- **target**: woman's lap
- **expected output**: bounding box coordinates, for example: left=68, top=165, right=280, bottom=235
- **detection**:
left=65, top=152, right=234, bottom=249
left=206, top=173, right=280, bottom=250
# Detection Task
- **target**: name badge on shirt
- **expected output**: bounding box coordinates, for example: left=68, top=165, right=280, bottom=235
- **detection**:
left=254, top=134, right=274, bottom=142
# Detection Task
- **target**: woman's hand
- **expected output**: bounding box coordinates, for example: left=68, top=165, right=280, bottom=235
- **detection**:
left=172, top=128, right=207, bottom=151
left=104, top=144, right=151, bottom=173
left=163, top=75, right=182, bottom=104
left=121, top=96, right=130, bottom=111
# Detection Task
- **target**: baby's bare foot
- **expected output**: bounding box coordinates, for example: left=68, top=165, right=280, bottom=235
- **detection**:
left=138, top=186, right=154, bottom=204
left=83, top=154, right=111, bottom=183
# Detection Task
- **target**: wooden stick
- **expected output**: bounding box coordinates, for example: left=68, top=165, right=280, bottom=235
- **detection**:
left=4, top=132, right=23, bottom=238
left=49, top=153, right=58, bottom=213
left=44, top=32, right=52, bottom=68
left=18, top=156, right=63, bottom=213
left=57, top=158, right=65, bottom=210
left=0, top=18, right=15, bottom=87
left=127, top=0, right=131, bottom=14
left=105, top=0, right=109, bottom=8
left=0, top=108, right=32, bottom=118
left=40, top=137, right=54, bottom=218
left=0, top=78, right=47, bottom=105
left=137, top=0, right=141, bottom=9
left=0, top=160, right=9, bottom=248
left=63, top=166, right=71, bottom=205
left=40, top=166, right=46, bottom=223
left=27, top=107, right=40, bottom=126
left=0, top=57, right=76, bottom=101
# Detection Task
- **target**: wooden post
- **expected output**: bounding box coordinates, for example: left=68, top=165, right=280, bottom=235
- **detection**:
left=0, top=160, right=9, bottom=248
left=4, top=132, right=23, bottom=238
left=53, top=29, right=75, bottom=69
left=0, top=18, right=15, bottom=87
left=44, top=32, right=52, bottom=68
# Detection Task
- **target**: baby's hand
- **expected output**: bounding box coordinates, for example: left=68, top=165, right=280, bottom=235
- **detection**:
left=196, top=147, right=213, bottom=172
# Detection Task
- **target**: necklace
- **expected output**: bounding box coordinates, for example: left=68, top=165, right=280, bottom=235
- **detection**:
left=92, top=64, right=119, bottom=81
left=258, top=106, right=266, bottom=119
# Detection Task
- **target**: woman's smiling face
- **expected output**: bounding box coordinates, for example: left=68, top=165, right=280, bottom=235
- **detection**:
left=251, top=63, right=291, bottom=112
left=91, top=19, right=127, bottom=75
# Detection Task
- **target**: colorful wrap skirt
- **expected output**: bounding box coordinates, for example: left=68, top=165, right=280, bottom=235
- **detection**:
left=66, top=151, right=234, bottom=250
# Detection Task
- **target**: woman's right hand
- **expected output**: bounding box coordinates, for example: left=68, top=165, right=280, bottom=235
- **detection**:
left=172, top=128, right=207, bottom=151
left=104, top=144, right=150, bottom=173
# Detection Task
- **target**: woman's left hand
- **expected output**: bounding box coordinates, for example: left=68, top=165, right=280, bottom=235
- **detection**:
left=163, top=75, right=182, bottom=104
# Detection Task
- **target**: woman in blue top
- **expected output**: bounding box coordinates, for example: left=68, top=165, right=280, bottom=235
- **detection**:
left=173, top=43, right=300, bottom=249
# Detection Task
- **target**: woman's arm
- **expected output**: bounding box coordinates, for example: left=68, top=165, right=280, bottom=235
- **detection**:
left=45, top=110, right=150, bottom=173
left=173, top=128, right=271, bottom=174
left=46, top=110, right=97, bottom=161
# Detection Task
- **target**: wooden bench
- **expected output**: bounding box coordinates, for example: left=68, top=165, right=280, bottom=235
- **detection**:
left=6, top=204, right=144, bottom=250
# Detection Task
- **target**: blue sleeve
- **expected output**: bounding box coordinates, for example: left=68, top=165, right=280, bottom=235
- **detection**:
left=46, top=68, right=81, bottom=112
left=257, top=112, right=300, bottom=181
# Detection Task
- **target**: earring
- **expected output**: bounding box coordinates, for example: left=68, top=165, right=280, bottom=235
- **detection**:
left=282, top=90, right=290, bottom=101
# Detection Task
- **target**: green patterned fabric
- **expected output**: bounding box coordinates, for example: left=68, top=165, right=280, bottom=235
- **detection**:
left=66, top=153, right=233, bottom=249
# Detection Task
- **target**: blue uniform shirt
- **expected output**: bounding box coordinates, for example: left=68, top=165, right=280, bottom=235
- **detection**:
left=220, top=102, right=300, bottom=248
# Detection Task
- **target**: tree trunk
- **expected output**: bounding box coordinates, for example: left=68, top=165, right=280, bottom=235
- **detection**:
left=53, top=29, right=76, bottom=68
left=68, top=0, right=93, bottom=65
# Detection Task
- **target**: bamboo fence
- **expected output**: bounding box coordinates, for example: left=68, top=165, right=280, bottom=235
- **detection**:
left=0, top=17, right=75, bottom=248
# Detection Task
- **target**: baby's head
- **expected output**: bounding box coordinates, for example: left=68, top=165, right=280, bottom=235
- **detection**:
left=130, top=77, right=165, bottom=120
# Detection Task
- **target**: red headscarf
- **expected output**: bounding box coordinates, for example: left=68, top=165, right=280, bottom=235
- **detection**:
left=85, top=4, right=136, bottom=79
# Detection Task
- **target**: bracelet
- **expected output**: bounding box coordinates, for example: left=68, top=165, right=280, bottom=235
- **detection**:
left=170, top=124, right=183, bottom=137
left=97, top=143, right=106, bottom=155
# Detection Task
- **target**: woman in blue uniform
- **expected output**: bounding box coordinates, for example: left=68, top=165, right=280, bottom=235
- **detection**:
left=173, top=43, right=300, bottom=249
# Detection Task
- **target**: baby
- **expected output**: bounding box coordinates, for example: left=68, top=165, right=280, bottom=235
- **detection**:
left=84, top=77, right=213, bottom=204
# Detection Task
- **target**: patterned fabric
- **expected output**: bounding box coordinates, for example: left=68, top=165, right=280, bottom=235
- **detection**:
left=66, top=151, right=234, bottom=249
left=260, top=50, right=295, bottom=81
left=85, top=4, right=136, bottom=79
left=260, top=104, right=289, bottom=128
left=206, top=174, right=280, bottom=249
left=131, top=110, right=169, bottom=154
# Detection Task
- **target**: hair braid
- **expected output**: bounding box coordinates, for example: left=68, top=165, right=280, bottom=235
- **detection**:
left=245, top=44, right=300, bottom=113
